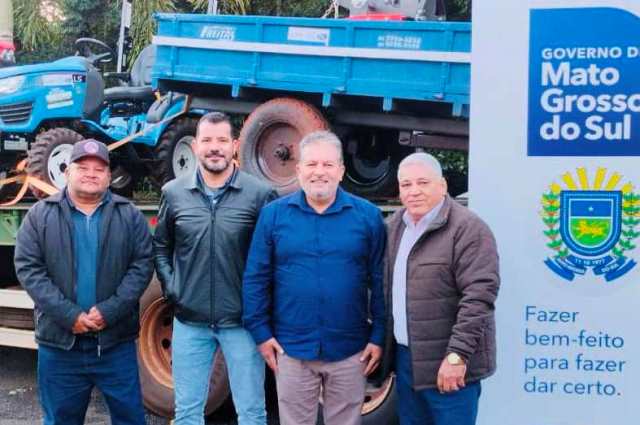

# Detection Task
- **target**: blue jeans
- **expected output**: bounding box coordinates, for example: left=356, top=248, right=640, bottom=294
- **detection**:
left=172, top=318, right=266, bottom=425
left=37, top=337, right=145, bottom=425
left=395, top=344, right=481, bottom=425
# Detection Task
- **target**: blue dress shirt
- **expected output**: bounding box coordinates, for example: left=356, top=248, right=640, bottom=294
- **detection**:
left=243, top=188, right=386, bottom=362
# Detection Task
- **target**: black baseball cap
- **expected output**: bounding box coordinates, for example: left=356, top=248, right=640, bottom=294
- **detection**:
left=70, top=139, right=110, bottom=165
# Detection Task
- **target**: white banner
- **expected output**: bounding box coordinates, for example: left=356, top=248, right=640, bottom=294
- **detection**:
left=471, top=1, right=640, bottom=424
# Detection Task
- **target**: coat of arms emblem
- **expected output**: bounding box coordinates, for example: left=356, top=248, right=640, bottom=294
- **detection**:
left=542, top=168, right=639, bottom=281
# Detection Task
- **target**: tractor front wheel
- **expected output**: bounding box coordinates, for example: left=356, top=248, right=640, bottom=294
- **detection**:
left=27, top=128, right=84, bottom=198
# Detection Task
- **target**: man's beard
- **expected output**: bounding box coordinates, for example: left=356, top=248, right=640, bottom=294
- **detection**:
left=302, top=182, right=335, bottom=202
left=201, top=155, right=231, bottom=174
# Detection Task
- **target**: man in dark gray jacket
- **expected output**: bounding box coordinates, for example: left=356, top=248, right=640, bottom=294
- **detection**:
left=14, top=139, right=153, bottom=425
left=384, top=152, right=500, bottom=425
left=153, top=112, right=276, bottom=425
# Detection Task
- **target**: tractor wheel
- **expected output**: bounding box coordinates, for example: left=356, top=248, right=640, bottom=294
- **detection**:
left=110, top=165, right=136, bottom=198
left=151, top=117, right=198, bottom=187
left=137, top=278, right=230, bottom=418
left=240, top=98, right=329, bottom=195
left=339, top=129, right=407, bottom=200
left=27, top=128, right=84, bottom=198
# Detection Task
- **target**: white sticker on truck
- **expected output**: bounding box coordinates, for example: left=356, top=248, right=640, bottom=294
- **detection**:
left=200, top=25, right=236, bottom=41
left=377, top=34, right=422, bottom=50
left=287, top=27, right=330, bottom=46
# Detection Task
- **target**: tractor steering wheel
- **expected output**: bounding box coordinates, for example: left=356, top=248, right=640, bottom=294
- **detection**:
left=74, top=38, right=117, bottom=66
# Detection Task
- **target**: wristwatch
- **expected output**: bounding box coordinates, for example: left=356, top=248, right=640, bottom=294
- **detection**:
left=446, top=352, right=465, bottom=366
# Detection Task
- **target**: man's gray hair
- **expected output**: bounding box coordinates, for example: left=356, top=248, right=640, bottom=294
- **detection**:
left=299, top=130, right=343, bottom=164
left=398, top=152, right=443, bottom=178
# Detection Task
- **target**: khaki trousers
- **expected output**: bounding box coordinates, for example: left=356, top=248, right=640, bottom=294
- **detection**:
left=275, top=351, right=366, bottom=425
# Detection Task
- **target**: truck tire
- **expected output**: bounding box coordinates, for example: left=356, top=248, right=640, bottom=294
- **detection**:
left=151, top=117, right=198, bottom=187
left=0, top=307, right=34, bottom=330
left=317, top=374, right=398, bottom=425
left=339, top=129, right=406, bottom=200
left=137, top=278, right=230, bottom=418
left=27, top=128, right=84, bottom=198
left=240, top=98, right=329, bottom=195
left=362, top=375, right=398, bottom=425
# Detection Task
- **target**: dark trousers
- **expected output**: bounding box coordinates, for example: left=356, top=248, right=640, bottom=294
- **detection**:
left=37, top=337, right=146, bottom=425
left=395, top=344, right=481, bottom=425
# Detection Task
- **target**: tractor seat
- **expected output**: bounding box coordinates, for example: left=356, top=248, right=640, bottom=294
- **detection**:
left=129, top=45, right=156, bottom=87
left=104, top=85, right=155, bottom=102
left=102, top=45, right=157, bottom=102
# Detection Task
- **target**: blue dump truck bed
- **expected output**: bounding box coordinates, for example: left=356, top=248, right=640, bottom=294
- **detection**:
left=152, top=14, right=470, bottom=116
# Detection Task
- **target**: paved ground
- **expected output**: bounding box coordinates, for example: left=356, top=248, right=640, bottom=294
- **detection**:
left=0, top=346, right=257, bottom=425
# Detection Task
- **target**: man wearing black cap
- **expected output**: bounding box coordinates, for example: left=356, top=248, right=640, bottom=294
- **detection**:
left=14, top=139, right=153, bottom=425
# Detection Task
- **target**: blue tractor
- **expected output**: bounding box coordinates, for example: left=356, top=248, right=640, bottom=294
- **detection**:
left=0, top=37, right=198, bottom=198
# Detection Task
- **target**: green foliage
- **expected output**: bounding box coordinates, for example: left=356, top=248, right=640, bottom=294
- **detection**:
left=15, top=0, right=121, bottom=66
left=186, top=0, right=251, bottom=14
left=250, top=0, right=328, bottom=17
left=446, top=0, right=471, bottom=21
left=60, top=0, right=120, bottom=46
left=424, top=148, right=467, bottom=174
left=128, top=0, right=177, bottom=68
left=14, top=0, right=64, bottom=63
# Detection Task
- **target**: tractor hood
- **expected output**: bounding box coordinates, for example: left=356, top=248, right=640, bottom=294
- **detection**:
left=0, top=56, right=89, bottom=79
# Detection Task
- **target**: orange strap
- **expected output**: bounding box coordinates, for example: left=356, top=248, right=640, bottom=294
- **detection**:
left=0, top=174, right=58, bottom=206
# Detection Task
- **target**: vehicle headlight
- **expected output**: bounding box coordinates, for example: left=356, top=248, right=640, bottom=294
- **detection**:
left=0, top=75, right=25, bottom=95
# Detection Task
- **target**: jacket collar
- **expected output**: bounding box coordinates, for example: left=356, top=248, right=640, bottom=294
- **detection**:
left=387, top=194, right=453, bottom=260
left=45, top=188, right=123, bottom=253
left=287, top=187, right=354, bottom=214
left=186, top=165, right=241, bottom=191
left=390, top=194, right=452, bottom=232
left=426, top=194, right=452, bottom=232
left=44, top=188, right=124, bottom=205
